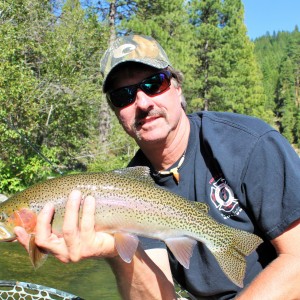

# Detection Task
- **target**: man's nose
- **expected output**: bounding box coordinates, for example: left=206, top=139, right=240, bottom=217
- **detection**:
left=135, top=89, right=155, bottom=109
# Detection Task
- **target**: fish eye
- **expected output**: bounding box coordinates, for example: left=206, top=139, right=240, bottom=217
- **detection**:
left=0, top=213, right=7, bottom=222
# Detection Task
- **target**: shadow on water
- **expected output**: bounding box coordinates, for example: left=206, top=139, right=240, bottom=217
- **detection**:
left=0, top=242, right=121, bottom=299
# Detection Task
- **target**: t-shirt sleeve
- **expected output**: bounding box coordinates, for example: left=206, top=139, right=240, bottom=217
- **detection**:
left=243, top=130, right=300, bottom=240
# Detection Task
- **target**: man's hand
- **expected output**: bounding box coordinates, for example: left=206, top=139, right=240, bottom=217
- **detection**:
left=14, top=190, right=118, bottom=263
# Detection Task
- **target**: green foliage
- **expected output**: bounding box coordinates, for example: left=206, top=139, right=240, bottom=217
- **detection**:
left=0, top=0, right=51, bottom=193
left=188, top=0, right=222, bottom=111
left=87, top=115, right=137, bottom=172
left=277, top=57, right=296, bottom=142
left=255, top=28, right=300, bottom=146
left=296, top=111, right=300, bottom=148
left=189, top=0, right=272, bottom=122
left=1, top=0, right=299, bottom=194
left=0, top=0, right=109, bottom=194
left=0, top=121, right=59, bottom=193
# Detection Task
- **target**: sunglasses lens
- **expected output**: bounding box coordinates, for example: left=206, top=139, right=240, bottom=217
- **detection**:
left=141, top=73, right=170, bottom=95
left=108, top=71, right=171, bottom=108
left=108, top=86, right=137, bottom=108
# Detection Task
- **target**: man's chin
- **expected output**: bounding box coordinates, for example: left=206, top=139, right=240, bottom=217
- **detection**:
left=134, top=129, right=167, bottom=144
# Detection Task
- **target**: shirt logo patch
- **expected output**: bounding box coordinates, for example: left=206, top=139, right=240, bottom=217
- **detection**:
left=210, top=177, right=242, bottom=219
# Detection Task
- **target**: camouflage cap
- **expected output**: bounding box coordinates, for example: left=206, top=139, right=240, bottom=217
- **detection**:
left=100, top=35, right=171, bottom=92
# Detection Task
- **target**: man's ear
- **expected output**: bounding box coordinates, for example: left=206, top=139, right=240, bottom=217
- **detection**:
left=175, top=85, right=182, bottom=96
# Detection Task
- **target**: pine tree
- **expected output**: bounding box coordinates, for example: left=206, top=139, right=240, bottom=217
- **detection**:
left=254, top=34, right=288, bottom=114
left=189, top=0, right=272, bottom=122
left=281, top=29, right=300, bottom=145
left=219, top=0, right=269, bottom=119
left=289, top=28, right=300, bottom=146
left=254, top=29, right=300, bottom=148
left=189, top=0, right=222, bottom=111
left=277, top=57, right=297, bottom=142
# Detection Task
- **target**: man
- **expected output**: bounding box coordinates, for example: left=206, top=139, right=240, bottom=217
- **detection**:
left=15, top=35, right=300, bottom=299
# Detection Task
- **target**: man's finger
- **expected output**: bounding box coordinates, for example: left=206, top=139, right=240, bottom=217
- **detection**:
left=62, top=190, right=82, bottom=237
left=35, top=203, right=55, bottom=244
left=80, top=195, right=96, bottom=234
left=14, top=226, right=30, bottom=252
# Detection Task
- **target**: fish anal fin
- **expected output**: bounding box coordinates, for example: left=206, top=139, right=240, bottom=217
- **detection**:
left=165, top=237, right=197, bottom=269
left=191, top=202, right=209, bottom=213
left=114, top=232, right=139, bottom=263
left=29, top=234, right=48, bottom=270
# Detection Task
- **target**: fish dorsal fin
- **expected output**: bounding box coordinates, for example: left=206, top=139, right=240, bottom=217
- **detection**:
left=165, top=237, right=197, bottom=269
left=114, top=232, right=139, bottom=263
left=191, top=201, right=210, bottom=213
left=112, top=167, right=154, bottom=185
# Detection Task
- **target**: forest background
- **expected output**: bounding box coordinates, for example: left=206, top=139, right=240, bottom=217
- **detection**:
left=1, top=0, right=300, bottom=194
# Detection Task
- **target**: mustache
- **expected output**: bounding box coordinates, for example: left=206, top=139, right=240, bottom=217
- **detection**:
left=134, top=109, right=166, bottom=128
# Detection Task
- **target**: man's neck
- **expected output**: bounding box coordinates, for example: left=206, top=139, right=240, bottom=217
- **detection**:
left=139, top=114, right=190, bottom=172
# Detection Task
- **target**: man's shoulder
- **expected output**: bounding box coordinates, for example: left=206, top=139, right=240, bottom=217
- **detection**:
left=188, top=111, right=275, bottom=138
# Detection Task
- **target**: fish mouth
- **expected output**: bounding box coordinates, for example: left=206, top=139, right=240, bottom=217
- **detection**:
left=0, top=223, right=16, bottom=242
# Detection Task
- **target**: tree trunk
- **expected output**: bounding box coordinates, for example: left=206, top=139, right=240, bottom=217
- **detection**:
left=98, top=0, right=117, bottom=143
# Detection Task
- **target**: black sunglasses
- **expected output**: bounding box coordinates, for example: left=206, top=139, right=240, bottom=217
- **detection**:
left=107, top=70, right=172, bottom=108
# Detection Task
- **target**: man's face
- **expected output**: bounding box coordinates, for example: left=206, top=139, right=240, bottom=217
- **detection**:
left=108, top=64, right=183, bottom=146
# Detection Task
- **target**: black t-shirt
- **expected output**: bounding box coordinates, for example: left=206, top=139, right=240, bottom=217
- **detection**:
left=128, top=111, right=300, bottom=299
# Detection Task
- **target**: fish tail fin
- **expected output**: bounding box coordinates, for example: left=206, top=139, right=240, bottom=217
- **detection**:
left=29, top=234, right=48, bottom=270
left=208, top=229, right=262, bottom=288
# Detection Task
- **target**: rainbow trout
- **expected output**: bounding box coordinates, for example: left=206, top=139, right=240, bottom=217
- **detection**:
left=0, top=167, right=262, bottom=287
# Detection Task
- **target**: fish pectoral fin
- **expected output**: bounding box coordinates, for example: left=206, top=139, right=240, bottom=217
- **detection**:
left=165, top=237, right=197, bottom=269
left=29, top=234, right=48, bottom=270
left=114, top=232, right=139, bottom=263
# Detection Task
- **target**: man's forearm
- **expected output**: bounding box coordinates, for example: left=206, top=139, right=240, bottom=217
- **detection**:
left=236, top=253, right=300, bottom=300
left=106, top=246, right=177, bottom=300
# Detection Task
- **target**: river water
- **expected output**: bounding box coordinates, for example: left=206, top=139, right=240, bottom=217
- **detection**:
left=0, top=242, right=121, bottom=299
